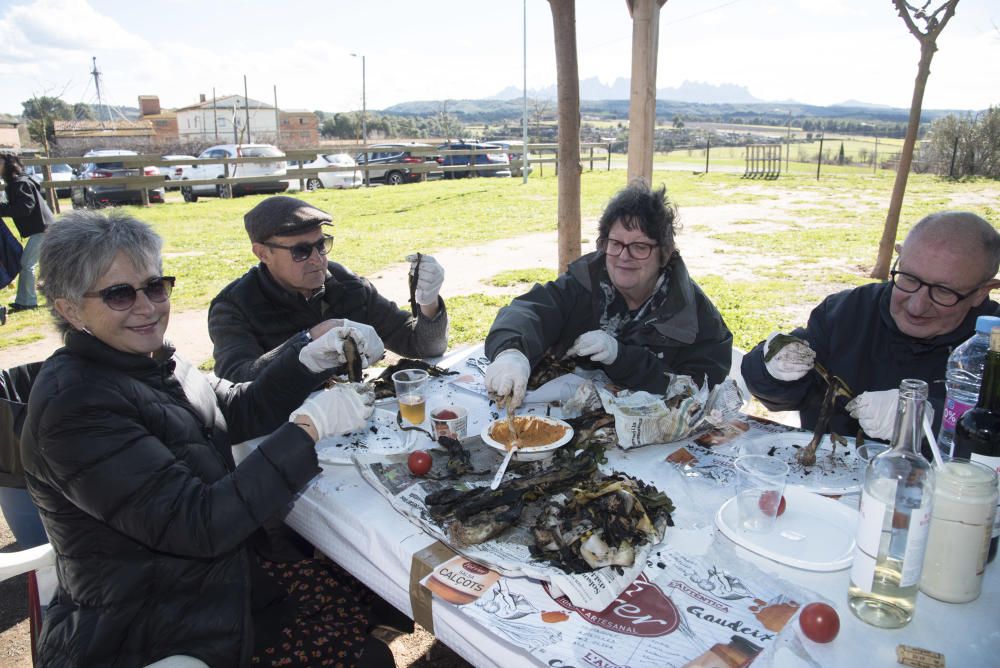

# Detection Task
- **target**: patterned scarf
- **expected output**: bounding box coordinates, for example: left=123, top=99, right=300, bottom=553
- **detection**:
left=597, top=261, right=673, bottom=337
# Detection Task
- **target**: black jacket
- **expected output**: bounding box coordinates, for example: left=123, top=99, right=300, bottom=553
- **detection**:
left=0, top=175, right=51, bottom=237
left=741, top=281, right=1000, bottom=438
left=21, top=331, right=322, bottom=667
left=209, top=261, right=448, bottom=383
left=0, top=361, right=43, bottom=487
left=485, top=251, right=733, bottom=391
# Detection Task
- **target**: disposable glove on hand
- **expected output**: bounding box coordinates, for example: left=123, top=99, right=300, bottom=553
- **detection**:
left=485, top=349, right=531, bottom=411
left=299, top=327, right=357, bottom=373
left=406, top=253, right=445, bottom=306
left=763, top=331, right=816, bottom=382
left=846, top=389, right=899, bottom=441
left=341, top=319, right=385, bottom=367
left=290, top=384, right=375, bottom=440
left=566, top=330, right=620, bottom=365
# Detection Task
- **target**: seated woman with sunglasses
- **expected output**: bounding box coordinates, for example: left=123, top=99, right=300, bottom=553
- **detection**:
left=742, top=210, right=1000, bottom=441
left=209, top=196, right=448, bottom=384
left=484, top=181, right=733, bottom=409
left=20, top=209, right=395, bottom=667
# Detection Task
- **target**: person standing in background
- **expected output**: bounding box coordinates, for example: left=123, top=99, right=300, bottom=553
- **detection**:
left=0, top=152, right=53, bottom=314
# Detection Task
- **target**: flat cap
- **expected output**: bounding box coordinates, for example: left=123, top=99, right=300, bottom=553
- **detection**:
left=244, top=196, right=332, bottom=242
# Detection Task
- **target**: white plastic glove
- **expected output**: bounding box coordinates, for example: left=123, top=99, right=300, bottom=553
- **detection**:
left=341, top=318, right=385, bottom=366
left=485, top=349, right=531, bottom=410
left=846, top=389, right=899, bottom=441
left=763, top=331, right=816, bottom=382
left=290, top=384, right=375, bottom=439
left=299, top=327, right=356, bottom=373
left=566, top=330, right=620, bottom=365
left=406, top=254, right=445, bottom=305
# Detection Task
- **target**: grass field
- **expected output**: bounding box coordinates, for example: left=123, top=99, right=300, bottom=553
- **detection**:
left=2, top=168, right=997, bottom=357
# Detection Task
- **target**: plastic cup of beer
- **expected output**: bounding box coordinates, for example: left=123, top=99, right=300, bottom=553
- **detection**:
left=393, top=369, right=429, bottom=426
left=734, top=454, right=789, bottom=533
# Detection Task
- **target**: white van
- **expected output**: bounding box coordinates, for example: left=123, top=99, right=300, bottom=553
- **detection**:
left=178, top=144, right=287, bottom=202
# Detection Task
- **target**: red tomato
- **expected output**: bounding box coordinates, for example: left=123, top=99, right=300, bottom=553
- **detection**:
left=408, top=451, right=432, bottom=476
left=799, top=602, right=840, bottom=643
left=758, top=491, right=787, bottom=516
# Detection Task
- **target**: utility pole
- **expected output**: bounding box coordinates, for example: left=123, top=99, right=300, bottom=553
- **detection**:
left=522, top=0, right=529, bottom=184
left=273, top=85, right=280, bottom=146
left=351, top=53, right=368, bottom=186
left=243, top=75, right=252, bottom=144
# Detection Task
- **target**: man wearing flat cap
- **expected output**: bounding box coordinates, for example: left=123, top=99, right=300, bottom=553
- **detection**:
left=209, top=195, right=448, bottom=383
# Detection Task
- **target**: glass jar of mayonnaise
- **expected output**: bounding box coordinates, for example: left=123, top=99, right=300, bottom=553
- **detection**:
left=920, top=455, right=998, bottom=603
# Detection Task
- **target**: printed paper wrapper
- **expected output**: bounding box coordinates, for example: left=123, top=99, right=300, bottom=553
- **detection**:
left=597, top=376, right=744, bottom=449
left=452, top=541, right=827, bottom=668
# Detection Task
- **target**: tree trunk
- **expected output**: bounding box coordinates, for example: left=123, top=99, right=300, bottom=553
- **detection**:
left=872, top=41, right=935, bottom=279
left=626, top=0, right=664, bottom=184
left=549, top=0, right=582, bottom=273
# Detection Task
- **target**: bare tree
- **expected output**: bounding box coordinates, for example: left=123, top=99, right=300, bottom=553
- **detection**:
left=549, top=0, right=582, bottom=273
left=529, top=98, right=551, bottom=140
left=872, top=0, right=960, bottom=279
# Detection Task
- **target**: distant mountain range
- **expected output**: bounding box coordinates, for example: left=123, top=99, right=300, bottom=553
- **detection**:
left=491, top=78, right=764, bottom=104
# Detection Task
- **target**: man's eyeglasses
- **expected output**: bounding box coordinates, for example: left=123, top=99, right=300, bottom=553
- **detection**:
left=261, top=235, right=334, bottom=262
left=890, top=260, right=979, bottom=307
left=598, top=237, right=659, bottom=260
left=83, top=276, right=176, bottom=311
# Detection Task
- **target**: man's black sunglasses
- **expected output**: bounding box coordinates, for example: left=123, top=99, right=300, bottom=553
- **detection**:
left=261, top=235, right=334, bottom=262
left=83, top=276, right=176, bottom=311
left=889, top=259, right=979, bottom=307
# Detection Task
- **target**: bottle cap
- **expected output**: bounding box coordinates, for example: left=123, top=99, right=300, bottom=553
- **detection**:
left=975, top=315, right=1000, bottom=334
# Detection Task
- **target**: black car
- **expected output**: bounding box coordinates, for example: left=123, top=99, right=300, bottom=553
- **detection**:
left=435, top=142, right=512, bottom=179
left=71, top=150, right=164, bottom=208
left=354, top=144, right=441, bottom=185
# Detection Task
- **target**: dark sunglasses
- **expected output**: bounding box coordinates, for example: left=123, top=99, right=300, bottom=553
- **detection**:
left=83, top=276, right=176, bottom=311
left=261, top=235, right=334, bottom=262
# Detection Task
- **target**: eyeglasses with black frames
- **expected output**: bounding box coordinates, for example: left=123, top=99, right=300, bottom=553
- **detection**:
left=83, top=276, right=176, bottom=311
left=261, top=234, right=334, bottom=262
left=597, top=237, right=659, bottom=260
left=889, top=260, right=980, bottom=307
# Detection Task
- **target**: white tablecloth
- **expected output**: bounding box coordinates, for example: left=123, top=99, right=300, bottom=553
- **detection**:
left=237, top=345, right=1000, bottom=667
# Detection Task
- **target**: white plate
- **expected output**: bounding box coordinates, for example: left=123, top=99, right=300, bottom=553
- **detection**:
left=739, top=431, right=862, bottom=495
left=480, top=416, right=574, bottom=461
left=315, top=409, right=411, bottom=465
left=715, top=486, right=858, bottom=571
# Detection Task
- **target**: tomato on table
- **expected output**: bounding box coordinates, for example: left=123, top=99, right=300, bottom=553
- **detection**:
left=758, top=491, right=787, bottom=516
left=799, top=602, right=840, bottom=643
left=408, top=451, right=432, bottom=476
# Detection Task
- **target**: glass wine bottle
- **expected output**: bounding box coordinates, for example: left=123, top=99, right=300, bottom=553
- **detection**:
left=953, top=325, right=1000, bottom=563
left=848, top=379, right=935, bottom=628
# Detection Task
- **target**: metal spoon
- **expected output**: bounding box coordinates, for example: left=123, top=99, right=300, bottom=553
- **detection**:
left=490, top=443, right=518, bottom=490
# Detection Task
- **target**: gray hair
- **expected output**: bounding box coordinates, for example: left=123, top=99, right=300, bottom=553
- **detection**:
left=39, top=209, right=163, bottom=336
left=906, top=211, right=1000, bottom=281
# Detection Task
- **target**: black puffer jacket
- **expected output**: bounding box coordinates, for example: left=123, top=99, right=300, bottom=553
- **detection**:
left=21, top=331, right=323, bottom=667
left=0, top=174, right=51, bottom=237
left=485, top=251, right=732, bottom=391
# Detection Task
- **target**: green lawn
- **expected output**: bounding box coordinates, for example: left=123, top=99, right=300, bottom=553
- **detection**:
left=3, top=170, right=997, bottom=360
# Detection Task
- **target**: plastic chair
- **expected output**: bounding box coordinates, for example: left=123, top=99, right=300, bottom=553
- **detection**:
left=0, top=542, right=208, bottom=668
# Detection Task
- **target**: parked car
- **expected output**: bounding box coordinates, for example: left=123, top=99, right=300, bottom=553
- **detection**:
left=178, top=144, right=287, bottom=202
left=354, top=143, right=441, bottom=185
left=25, top=162, right=74, bottom=197
left=70, top=149, right=165, bottom=208
left=435, top=141, right=512, bottom=179
left=159, top=154, right=197, bottom=190
left=286, top=153, right=362, bottom=191
left=485, top=140, right=532, bottom=177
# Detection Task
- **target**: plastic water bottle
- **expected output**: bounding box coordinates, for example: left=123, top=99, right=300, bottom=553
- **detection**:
left=940, top=315, right=1000, bottom=455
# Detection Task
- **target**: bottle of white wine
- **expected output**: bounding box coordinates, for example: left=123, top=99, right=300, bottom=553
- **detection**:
left=848, top=379, right=936, bottom=629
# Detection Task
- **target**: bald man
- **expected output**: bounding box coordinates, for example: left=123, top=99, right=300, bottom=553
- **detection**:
left=742, top=211, right=1000, bottom=441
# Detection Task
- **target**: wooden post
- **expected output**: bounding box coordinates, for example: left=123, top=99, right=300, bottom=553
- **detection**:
left=816, top=136, right=824, bottom=180
left=549, top=0, right=582, bottom=273
left=589, top=146, right=594, bottom=171
left=948, top=135, right=959, bottom=178
left=626, top=0, right=665, bottom=185
left=607, top=141, right=612, bottom=171
left=705, top=137, right=710, bottom=174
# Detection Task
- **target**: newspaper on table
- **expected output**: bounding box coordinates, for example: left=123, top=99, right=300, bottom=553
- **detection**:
left=596, top=375, right=745, bottom=449
left=448, top=540, right=827, bottom=668
left=355, top=441, right=662, bottom=612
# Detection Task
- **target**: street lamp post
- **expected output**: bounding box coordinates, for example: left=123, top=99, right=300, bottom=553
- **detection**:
left=351, top=52, right=368, bottom=186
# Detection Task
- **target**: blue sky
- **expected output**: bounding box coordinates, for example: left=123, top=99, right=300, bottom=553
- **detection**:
left=1, top=0, right=997, bottom=116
